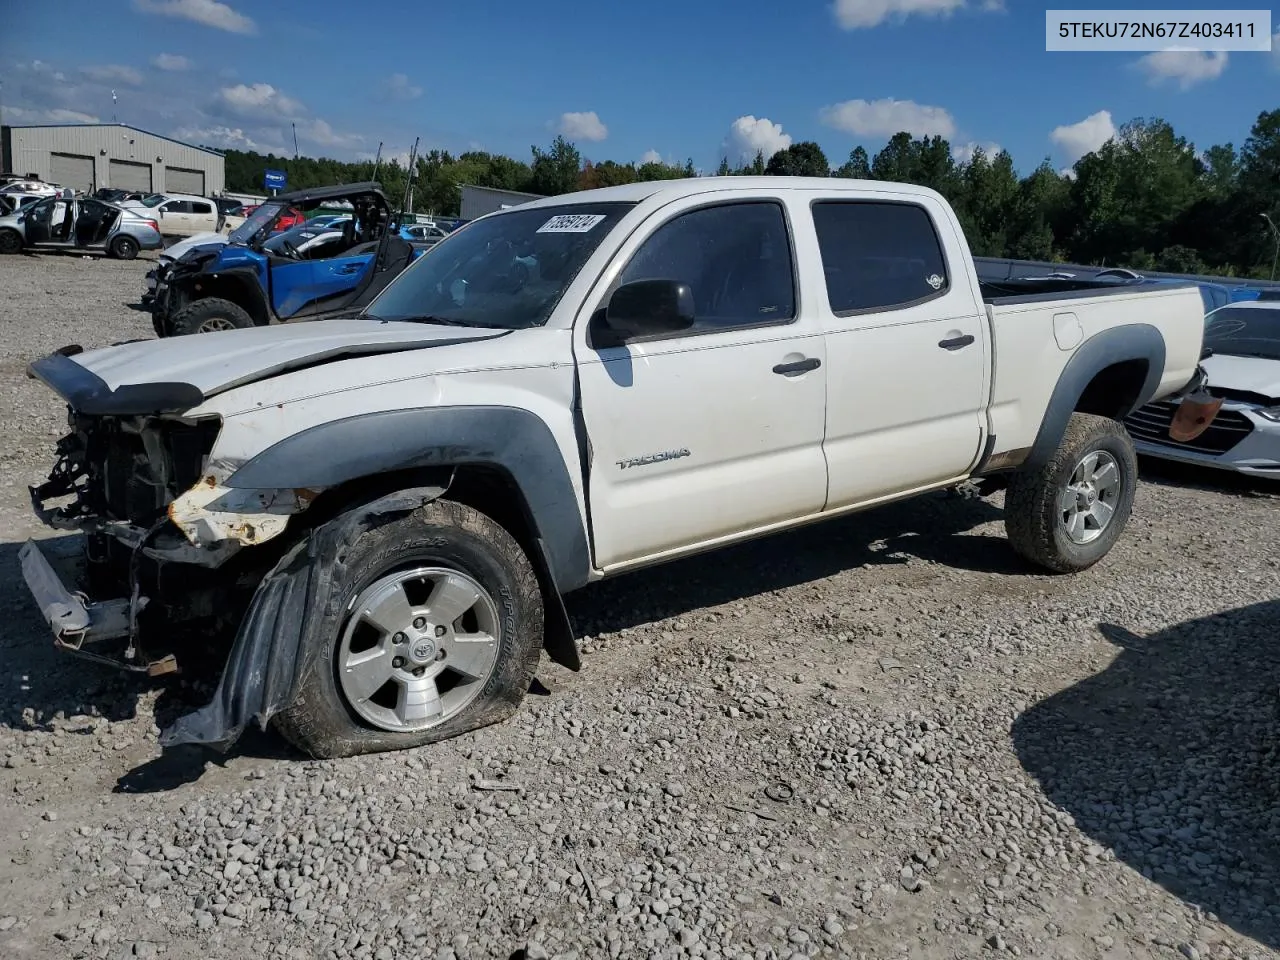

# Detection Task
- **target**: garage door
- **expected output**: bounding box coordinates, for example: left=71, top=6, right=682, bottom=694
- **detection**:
left=166, top=166, right=205, bottom=195
left=49, top=153, right=94, bottom=193
left=109, top=159, right=153, bottom=194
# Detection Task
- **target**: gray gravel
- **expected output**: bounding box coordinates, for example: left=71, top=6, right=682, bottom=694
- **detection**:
left=0, top=252, right=1277, bottom=960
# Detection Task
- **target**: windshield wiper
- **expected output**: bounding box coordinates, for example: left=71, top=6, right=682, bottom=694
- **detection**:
left=365, top=313, right=490, bottom=328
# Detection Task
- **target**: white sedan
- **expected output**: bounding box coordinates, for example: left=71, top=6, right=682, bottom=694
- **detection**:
left=1124, top=300, right=1280, bottom=479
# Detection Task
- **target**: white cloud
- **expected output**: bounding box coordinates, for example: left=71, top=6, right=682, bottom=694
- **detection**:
left=384, top=73, right=422, bottom=101
left=173, top=124, right=269, bottom=151
left=832, top=0, right=1003, bottom=30
left=82, top=64, right=144, bottom=85
left=298, top=118, right=363, bottom=149
left=639, top=149, right=663, bottom=165
left=152, top=53, right=191, bottom=71
left=1050, top=109, right=1117, bottom=165
left=557, top=111, right=608, bottom=142
left=819, top=97, right=956, bottom=138
left=722, top=115, right=792, bottom=162
left=952, top=140, right=1002, bottom=163
left=1136, top=49, right=1228, bottom=90
left=214, top=82, right=305, bottom=120
left=133, top=0, right=256, bottom=34
left=5, top=106, right=101, bottom=124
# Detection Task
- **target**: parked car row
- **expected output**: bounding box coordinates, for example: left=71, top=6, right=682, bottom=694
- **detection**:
left=0, top=189, right=162, bottom=259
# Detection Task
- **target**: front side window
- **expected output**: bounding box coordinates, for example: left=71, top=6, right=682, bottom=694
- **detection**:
left=812, top=200, right=950, bottom=314
left=617, top=201, right=796, bottom=331
left=26, top=198, right=54, bottom=224
left=363, top=202, right=634, bottom=329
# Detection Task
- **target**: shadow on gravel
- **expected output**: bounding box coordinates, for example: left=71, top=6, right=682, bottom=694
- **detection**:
left=1013, top=601, right=1280, bottom=951
left=0, top=541, right=297, bottom=791
left=2, top=489, right=1020, bottom=783
left=565, top=489, right=1019, bottom=635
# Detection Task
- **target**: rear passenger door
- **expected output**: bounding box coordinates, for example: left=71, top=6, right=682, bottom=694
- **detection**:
left=575, top=193, right=830, bottom=570
left=807, top=194, right=988, bottom=508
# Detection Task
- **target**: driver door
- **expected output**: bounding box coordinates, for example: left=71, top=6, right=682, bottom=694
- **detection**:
left=23, top=198, right=56, bottom=245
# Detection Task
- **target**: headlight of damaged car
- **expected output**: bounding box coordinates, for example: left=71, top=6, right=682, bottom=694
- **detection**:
left=1258, top=405, right=1280, bottom=423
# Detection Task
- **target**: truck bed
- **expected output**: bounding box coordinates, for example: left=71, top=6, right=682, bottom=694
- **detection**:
left=978, top=277, right=1199, bottom=305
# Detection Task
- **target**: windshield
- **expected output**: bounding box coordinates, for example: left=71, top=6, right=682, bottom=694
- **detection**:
left=363, top=202, right=634, bottom=328
left=262, top=221, right=338, bottom=253
left=1204, top=306, right=1280, bottom=362
left=138, top=194, right=166, bottom=208
left=227, top=201, right=285, bottom=244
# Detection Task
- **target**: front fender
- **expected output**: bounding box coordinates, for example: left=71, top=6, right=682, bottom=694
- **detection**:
left=224, top=405, right=591, bottom=593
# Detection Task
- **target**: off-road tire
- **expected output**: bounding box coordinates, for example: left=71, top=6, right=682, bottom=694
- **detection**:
left=273, top=498, right=545, bottom=759
left=1004, top=412, right=1138, bottom=573
left=110, top=235, right=139, bottom=260
left=168, top=297, right=255, bottom=336
left=0, top=230, right=22, bottom=255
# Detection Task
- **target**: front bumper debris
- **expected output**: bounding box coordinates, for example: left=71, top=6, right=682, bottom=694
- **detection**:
left=18, top=537, right=175, bottom=675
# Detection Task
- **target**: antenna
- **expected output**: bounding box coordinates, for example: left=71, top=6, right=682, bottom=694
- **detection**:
left=111, top=89, right=118, bottom=123
left=400, top=137, right=420, bottom=224
left=291, top=122, right=298, bottom=159
left=372, top=141, right=383, bottom=183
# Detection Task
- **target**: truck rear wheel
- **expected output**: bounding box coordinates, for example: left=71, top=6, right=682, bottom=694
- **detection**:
left=1004, top=412, right=1138, bottom=573
left=168, top=297, right=255, bottom=335
left=273, top=498, right=545, bottom=759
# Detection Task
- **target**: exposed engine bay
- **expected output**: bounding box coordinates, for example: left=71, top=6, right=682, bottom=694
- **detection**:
left=26, top=409, right=285, bottom=675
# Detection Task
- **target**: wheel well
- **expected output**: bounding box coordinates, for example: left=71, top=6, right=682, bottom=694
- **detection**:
left=1074, top=359, right=1150, bottom=420
left=294, top=464, right=579, bottom=669
left=175, top=275, right=268, bottom=325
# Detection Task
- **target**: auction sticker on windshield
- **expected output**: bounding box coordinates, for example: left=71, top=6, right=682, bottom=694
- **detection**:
left=537, top=214, right=607, bottom=233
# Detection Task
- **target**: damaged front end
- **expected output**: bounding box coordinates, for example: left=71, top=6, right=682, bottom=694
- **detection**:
left=22, top=402, right=318, bottom=679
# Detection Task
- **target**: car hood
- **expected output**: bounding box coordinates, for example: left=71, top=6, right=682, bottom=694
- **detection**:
left=161, top=232, right=227, bottom=261
left=1203, top=353, right=1280, bottom=400
left=32, top=319, right=511, bottom=413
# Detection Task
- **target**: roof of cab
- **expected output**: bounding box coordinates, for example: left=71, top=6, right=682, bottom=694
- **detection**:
left=516, top=175, right=944, bottom=211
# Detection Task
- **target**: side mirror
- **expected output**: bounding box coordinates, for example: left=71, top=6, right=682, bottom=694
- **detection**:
left=603, top=279, right=695, bottom=339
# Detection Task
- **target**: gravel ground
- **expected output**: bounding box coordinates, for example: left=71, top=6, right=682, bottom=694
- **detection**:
left=0, top=251, right=1277, bottom=960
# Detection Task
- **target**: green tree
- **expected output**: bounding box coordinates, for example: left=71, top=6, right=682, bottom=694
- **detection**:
left=529, top=135, right=583, bottom=196
left=836, top=146, right=871, bottom=179
left=764, top=141, right=830, bottom=177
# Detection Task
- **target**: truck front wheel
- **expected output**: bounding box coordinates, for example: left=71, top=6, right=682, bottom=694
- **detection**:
left=1004, top=412, right=1138, bottom=573
left=273, top=498, right=545, bottom=759
left=168, top=297, right=255, bottom=335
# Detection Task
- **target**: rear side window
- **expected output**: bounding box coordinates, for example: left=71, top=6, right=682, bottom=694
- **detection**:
left=191, top=202, right=213, bottom=214
left=812, top=200, right=949, bottom=314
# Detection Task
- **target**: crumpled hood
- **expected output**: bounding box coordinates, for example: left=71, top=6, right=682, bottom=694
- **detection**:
left=160, top=232, right=227, bottom=263
left=59, top=318, right=509, bottom=399
left=1204, top=353, right=1280, bottom=401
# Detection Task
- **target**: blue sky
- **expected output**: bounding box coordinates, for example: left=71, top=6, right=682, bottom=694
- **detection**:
left=3, top=0, right=1277, bottom=175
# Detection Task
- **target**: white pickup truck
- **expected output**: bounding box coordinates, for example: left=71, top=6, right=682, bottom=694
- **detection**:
left=19, top=176, right=1211, bottom=760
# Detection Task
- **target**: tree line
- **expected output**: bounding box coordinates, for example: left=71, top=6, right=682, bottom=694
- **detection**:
left=212, top=107, right=1280, bottom=279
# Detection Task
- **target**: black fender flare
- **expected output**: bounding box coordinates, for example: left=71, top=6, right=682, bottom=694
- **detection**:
left=225, top=405, right=591, bottom=668
left=1024, top=323, right=1166, bottom=472
left=171, top=265, right=272, bottom=325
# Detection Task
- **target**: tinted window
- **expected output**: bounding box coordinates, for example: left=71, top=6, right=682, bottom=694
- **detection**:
left=618, top=202, right=795, bottom=330
left=812, top=201, right=949, bottom=313
left=191, top=202, right=213, bottom=214
left=1204, top=306, right=1280, bottom=362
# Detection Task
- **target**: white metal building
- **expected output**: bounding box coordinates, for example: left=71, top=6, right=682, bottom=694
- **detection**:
left=459, top=184, right=544, bottom=220
left=1, top=123, right=225, bottom=197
